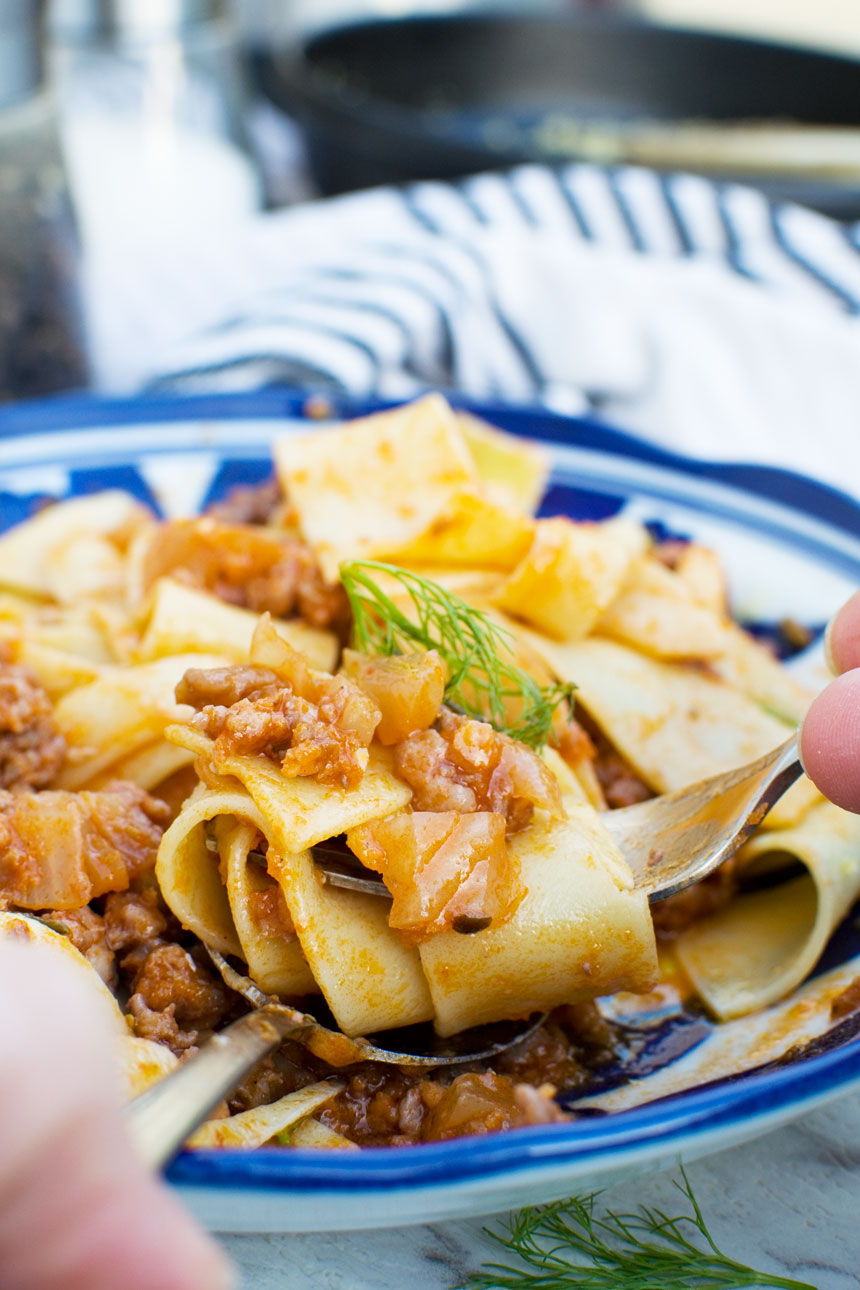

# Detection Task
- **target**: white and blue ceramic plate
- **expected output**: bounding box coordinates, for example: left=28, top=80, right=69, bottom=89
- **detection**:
left=2, top=389, right=860, bottom=1234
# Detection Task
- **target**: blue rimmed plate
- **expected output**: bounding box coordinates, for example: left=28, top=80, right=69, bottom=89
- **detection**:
left=2, top=388, right=860, bottom=1234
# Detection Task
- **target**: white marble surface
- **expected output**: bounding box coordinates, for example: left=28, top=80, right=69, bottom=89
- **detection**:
left=222, top=1088, right=860, bottom=1289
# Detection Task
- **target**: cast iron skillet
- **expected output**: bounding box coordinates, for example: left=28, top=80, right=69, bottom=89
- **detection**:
left=253, top=11, right=860, bottom=216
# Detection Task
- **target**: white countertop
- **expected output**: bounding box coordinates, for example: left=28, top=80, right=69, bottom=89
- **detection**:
left=223, top=1088, right=860, bottom=1289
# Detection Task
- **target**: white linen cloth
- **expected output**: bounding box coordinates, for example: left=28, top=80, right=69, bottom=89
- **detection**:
left=86, top=162, right=860, bottom=497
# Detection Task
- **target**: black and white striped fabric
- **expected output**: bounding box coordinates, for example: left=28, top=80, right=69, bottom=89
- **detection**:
left=119, top=162, right=860, bottom=490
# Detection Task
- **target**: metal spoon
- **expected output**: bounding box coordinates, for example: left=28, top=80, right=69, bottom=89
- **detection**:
left=127, top=950, right=544, bottom=1169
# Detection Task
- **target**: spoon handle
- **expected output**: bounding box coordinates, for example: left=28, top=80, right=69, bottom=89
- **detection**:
left=127, top=1007, right=299, bottom=1170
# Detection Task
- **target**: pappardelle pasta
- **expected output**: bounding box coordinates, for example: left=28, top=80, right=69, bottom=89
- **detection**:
left=1, top=393, right=857, bottom=1149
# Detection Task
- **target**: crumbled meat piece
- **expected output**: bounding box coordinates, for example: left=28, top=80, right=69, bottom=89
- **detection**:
left=317, top=1006, right=616, bottom=1146
left=205, top=478, right=283, bottom=526
left=178, top=651, right=380, bottom=789
left=228, top=1040, right=329, bottom=1114
left=42, top=905, right=116, bottom=987
left=0, top=780, right=168, bottom=910
left=246, top=884, right=295, bottom=939
left=142, top=517, right=350, bottom=635
left=176, top=664, right=280, bottom=711
left=128, top=994, right=197, bottom=1053
left=594, top=751, right=654, bottom=809
left=103, top=888, right=167, bottom=952
left=129, top=942, right=230, bottom=1054
left=393, top=708, right=563, bottom=834
left=0, top=661, right=66, bottom=789
left=319, top=1066, right=440, bottom=1146
left=494, top=1008, right=614, bottom=1091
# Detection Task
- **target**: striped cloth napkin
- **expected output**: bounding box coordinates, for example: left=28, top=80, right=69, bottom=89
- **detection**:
left=90, top=163, right=860, bottom=495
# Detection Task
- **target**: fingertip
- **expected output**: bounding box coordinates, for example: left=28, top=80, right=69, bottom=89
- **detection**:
left=799, top=669, right=860, bottom=813
left=825, top=590, right=860, bottom=675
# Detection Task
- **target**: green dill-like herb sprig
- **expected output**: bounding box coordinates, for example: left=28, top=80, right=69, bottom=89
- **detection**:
left=339, top=560, right=573, bottom=750
left=453, top=1169, right=817, bottom=1290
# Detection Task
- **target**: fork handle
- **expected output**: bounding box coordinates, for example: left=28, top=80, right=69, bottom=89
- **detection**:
left=127, top=1008, right=305, bottom=1170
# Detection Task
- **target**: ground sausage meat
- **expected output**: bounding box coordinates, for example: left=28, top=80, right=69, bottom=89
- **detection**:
left=178, top=663, right=379, bottom=789
left=144, top=517, right=350, bottom=635
left=129, top=942, right=230, bottom=1054
left=0, top=661, right=66, bottom=789
left=316, top=1005, right=616, bottom=1146
left=227, top=1040, right=330, bottom=1115
left=393, top=708, right=564, bottom=834
left=574, top=709, right=654, bottom=809
left=42, top=905, right=116, bottom=987
left=320, top=1067, right=565, bottom=1147
left=103, top=887, right=167, bottom=953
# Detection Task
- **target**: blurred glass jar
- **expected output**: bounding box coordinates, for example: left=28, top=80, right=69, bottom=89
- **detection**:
left=47, top=0, right=264, bottom=254
left=0, top=0, right=89, bottom=401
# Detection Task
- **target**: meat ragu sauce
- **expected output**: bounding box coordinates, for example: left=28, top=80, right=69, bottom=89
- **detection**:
left=0, top=463, right=764, bottom=1153
left=225, top=1003, right=619, bottom=1147
left=0, top=551, right=641, bottom=1148
left=0, top=464, right=657, bottom=1158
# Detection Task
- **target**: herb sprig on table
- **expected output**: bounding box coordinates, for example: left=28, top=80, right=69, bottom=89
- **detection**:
left=452, top=1169, right=818, bottom=1290
left=340, top=560, right=574, bottom=750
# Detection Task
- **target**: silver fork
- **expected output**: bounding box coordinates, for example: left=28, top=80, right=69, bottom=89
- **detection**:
left=602, top=731, right=802, bottom=900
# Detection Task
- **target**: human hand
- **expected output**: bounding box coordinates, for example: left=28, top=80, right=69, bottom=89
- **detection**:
left=0, top=941, right=235, bottom=1290
left=800, top=589, right=860, bottom=813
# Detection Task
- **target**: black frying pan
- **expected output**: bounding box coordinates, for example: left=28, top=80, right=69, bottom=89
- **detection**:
left=253, top=11, right=860, bottom=217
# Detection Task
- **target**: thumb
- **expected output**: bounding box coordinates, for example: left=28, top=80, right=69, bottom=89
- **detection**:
left=0, top=940, right=235, bottom=1290
left=799, top=668, right=860, bottom=815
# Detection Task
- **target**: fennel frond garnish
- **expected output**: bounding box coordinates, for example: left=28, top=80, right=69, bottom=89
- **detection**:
left=453, top=1169, right=817, bottom=1290
left=339, top=560, right=573, bottom=750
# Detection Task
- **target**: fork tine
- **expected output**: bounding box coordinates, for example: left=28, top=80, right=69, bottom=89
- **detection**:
left=602, top=734, right=801, bottom=902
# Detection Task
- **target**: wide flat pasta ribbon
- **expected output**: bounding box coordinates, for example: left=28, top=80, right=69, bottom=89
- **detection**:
left=156, top=783, right=317, bottom=996
left=54, top=652, right=228, bottom=790
left=419, top=801, right=657, bottom=1036
left=136, top=578, right=337, bottom=673
left=675, top=801, right=860, bottom=1020
left=166, top=726, right=412, bottom=855
left=273, top=394, right=539, bottom=581
left=158, top=738, right=432, bottom=1034
left=518, top=633, right=820, bottom=830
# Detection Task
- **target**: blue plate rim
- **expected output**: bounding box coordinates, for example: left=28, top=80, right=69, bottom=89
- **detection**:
left=2, top=386, right=860, bottom=1195
left=2, top=387, right=860, bottom=545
